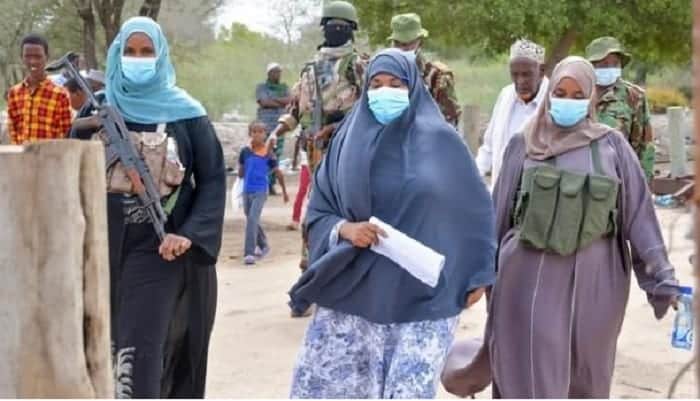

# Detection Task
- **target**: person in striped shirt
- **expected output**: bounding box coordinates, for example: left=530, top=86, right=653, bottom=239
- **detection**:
left=7, top=33, right=71, bottom=145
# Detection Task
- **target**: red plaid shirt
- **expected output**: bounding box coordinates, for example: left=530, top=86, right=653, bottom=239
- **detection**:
left=7, top=77, right=72, bottom=144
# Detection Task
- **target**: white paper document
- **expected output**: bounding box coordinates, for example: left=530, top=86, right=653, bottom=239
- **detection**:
left=369, top=216, right=446, bottom=288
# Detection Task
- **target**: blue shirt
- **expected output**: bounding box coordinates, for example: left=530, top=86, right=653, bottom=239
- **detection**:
left=239, top=146, right=278, bottom=193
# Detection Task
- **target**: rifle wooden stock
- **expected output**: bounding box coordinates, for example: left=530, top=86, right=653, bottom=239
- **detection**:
left=125, top=168, right=146, bottom=195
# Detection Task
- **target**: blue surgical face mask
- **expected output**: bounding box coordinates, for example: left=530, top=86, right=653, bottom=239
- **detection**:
left=367, top=86, right=410, bottom=125
left=121, top=56, right=157, bottom=84
left=549, top=97, right=590, bottom=127
left=594, top=67, right=621, bottom=86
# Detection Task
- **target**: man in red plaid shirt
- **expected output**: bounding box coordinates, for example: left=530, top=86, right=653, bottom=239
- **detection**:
left=7, top=34, right=71, bottom=145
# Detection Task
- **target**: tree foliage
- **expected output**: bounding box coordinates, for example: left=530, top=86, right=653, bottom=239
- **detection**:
left=93, top=0, right=126, bottom=52
left=0, top=0, right=225, bottom=95
left=354, top=0, right=691, bottom=68
left=176, top=22, right=324, bottom=119
left=0, top=0, right=69, bottom=90
left=138, top=0, right=161, bottom=20
left=269, top=0, right=322, bottom=44
left=154, top=0, right=223, bottom=47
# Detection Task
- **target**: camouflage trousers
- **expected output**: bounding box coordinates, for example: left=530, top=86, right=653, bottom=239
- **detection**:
left=640, top=143, right=655, bottom=181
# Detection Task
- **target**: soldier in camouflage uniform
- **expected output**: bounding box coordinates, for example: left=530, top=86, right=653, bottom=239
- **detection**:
left=388, top=13, right=460, bottom=126
left=272, top=1, right=367, bottom=174
left=270, top=0, right=367, bottom=317
left=586, top=36, right=655, bottom=180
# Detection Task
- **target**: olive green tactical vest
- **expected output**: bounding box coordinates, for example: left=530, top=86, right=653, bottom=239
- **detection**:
left=514, top=140, right=620, bottom=256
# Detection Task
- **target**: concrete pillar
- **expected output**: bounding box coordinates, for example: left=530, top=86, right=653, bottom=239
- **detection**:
left=667, top=106, right=687, bottom=177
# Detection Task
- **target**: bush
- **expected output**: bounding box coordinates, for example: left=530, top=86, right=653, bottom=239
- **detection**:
left=647, top=65, right=692, bottom=104
left=678, top=85, right=692, bottom=102
left=172, top=23, right=323, bottom=120
left=445, top=55, right=510, bottom=114
left=646, top=86, right=689, bottom=114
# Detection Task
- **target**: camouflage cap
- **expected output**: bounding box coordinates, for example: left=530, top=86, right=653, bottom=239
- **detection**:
left=321, top=1, right=358, bottom=26
left=585, top=36, right=631, bottom=67
left=387, top=13, right=429, bottom=43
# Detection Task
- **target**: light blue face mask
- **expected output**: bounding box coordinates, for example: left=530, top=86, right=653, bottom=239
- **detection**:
left=549, top=97, right=590, bottom=127
left=368, top=86, right=410, bottom=125
left=397, top=49, right=417, bottom=62
left=121, top=56, right=157, bottom=84
left=594, top=67, right=621, bottom=86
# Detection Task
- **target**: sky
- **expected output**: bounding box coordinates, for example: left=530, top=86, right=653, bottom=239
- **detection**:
left=216, top=0, right=323, bottom=39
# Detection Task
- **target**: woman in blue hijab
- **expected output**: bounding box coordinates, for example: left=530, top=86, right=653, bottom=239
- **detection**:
left=100, top=17, right=225, bottom=398
left=288, top=49, right=496, bottom=398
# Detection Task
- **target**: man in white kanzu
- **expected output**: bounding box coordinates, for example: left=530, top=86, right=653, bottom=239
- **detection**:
left=475, top=39, right=548, bottom=186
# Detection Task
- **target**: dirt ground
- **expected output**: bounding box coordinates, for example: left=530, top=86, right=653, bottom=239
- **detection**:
left=205, top=177, right=698, bottom=399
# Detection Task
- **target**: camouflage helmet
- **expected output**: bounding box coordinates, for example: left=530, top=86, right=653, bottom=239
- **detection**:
left=585, top=36, right=632, bottom=67
left=321, top=1, right=358, bottom=29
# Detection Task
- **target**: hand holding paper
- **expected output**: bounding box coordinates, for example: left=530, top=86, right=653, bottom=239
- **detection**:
left=339, top=221, right=386, bottom=248
left=369, top=217, right=446, bottom=288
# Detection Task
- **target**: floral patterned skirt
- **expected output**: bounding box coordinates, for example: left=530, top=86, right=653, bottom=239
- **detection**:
left=290, top=306, right=459, bottom=399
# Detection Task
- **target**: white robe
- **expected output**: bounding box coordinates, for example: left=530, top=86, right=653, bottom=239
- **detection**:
left=475, top=77, right=548, bottom=186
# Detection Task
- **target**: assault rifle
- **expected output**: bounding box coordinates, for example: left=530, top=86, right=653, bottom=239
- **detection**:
left=46, top=52, right=167, bottom=240
left=294, top=61, right=331, bottom=152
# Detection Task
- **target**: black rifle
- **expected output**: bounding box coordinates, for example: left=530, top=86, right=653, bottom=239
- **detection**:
left=46, top=52, right=167, bottom=241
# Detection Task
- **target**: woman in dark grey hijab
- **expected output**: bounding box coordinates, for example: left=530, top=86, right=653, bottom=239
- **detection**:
left=287, top=49, right=496, bottom=398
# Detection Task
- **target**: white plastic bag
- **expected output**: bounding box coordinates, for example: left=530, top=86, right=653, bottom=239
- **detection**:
left=231, top=177, right=244, bottom=214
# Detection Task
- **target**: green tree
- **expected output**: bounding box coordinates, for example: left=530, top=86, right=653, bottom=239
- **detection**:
left=69, top=0, right=223, bottom=69
left=354, top=0, right=691, bottom=70
left=75, top=0, right=99, bottom=69
left=0, top=0, right=66, bottom=92
left=138, top=0, right=161, bottom=20
left=155, top=0, right=224, bottom=47
left=173, top=20, right=328, bottom=120
left=269, top=0, right=322, bottom=45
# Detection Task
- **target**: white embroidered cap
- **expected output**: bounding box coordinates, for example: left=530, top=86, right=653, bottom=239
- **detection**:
left=510, top=39, right=546, bottom=64
left=266, top=62, right=282, bottom=73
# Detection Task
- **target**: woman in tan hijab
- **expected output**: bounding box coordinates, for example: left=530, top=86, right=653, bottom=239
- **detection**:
left=475, top=56, right=680, bottom=398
